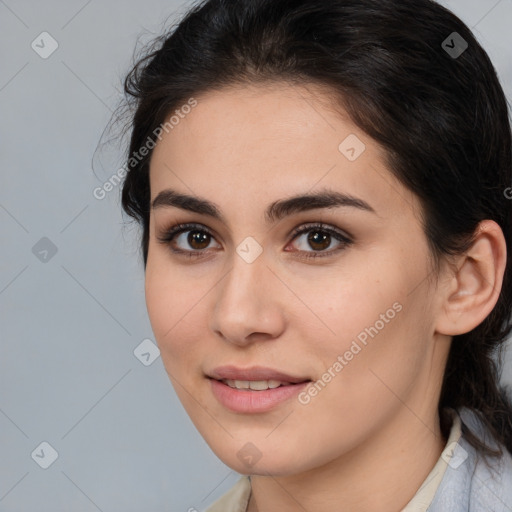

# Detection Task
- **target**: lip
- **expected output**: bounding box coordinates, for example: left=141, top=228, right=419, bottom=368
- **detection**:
left=207, top=365, right=311, bottom=413
left=208, top=365, right=310, bottom=384
left=209, top=379, right=310, bottom=413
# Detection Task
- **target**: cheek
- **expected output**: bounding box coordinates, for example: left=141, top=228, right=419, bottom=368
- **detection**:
left=290, top=260, right=402, bottom=352
left=302, top=255, right=431, bottom=390
left=316, top=303, right=432, bottom=430
left=144, top=263, right=204, bottom=370
left=291, top=301, right=429, bottom=454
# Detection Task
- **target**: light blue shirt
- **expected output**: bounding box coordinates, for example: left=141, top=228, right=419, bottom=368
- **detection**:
left=428, top=408, right=512, bottom=511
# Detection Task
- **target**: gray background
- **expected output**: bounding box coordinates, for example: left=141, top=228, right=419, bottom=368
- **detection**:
left=1, top=0, right=511, bottom=511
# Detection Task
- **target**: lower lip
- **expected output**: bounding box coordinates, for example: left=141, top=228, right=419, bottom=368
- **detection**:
left=209, top=378, right=310, bottom=413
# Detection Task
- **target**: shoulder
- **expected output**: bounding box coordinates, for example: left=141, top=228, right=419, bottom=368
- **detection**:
left=429, top=408, right=512, bottom=512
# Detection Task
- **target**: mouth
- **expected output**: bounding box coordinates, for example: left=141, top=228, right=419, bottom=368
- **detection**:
left=207, top=366, right=312, bottom=413
left=218, top=378, right=298, bottom=390
left=207, top=365, right=311, bottom=384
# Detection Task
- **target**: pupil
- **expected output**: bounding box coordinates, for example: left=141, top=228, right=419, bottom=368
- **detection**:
left=189, top=230, right=210, bottom=249
left=308, top=231, right=330, bottom=251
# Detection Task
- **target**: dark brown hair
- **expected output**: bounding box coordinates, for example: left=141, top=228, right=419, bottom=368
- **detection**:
left=120, top=0, right=512, bottom=456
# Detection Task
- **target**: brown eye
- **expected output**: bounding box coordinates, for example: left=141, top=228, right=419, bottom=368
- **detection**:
left=188, top=230, right=211, bottom=250
left=157, top=223, right=221, bottom=256
left=307, top=230, right=332, bottom=251
left=287, top=223, right=353, bottom=259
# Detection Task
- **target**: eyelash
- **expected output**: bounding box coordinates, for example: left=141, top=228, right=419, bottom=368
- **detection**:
left=156, top=222, right=353, bottom=260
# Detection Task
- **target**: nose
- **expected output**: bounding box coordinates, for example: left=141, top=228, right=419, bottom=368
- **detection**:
left=209, top=251, right=286, bottom=347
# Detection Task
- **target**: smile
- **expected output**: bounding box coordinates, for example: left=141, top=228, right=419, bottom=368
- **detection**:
left=221, top=379, right=290, bottom=390
left=209, top=377, right=311, bottom=413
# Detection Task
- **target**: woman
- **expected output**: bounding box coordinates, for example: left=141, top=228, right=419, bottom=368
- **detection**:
left=119, top=0, right=512, bottom=509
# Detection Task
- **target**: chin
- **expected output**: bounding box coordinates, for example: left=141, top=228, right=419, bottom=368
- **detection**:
left=207, top=440, right=315, bottom=478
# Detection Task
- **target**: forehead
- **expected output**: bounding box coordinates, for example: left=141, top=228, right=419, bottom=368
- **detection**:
left=152, top=82, right=355, bottom=165
left=149, top=82, right=420, bottom=221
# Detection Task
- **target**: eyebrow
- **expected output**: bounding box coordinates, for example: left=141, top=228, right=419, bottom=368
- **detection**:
left=151, top=187, right=377, bottom=224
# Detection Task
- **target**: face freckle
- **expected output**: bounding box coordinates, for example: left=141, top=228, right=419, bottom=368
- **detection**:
left=144, top=82, right=449, bottom=478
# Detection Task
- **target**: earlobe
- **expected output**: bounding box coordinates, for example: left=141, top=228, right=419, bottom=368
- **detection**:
left=435, top=220, right=507, bottom=336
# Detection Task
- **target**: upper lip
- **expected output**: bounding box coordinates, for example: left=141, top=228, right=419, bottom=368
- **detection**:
left=208, top=365, right=311, bottom=384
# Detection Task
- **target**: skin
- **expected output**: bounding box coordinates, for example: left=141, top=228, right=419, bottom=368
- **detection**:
left=145, top=82, right=506, bottom=511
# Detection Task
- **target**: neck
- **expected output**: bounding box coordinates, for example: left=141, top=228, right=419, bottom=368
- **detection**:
left=247, top=407, right=446, bottom=512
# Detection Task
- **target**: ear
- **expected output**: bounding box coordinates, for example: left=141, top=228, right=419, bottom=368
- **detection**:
left=435, top=220, right=507, bottom=336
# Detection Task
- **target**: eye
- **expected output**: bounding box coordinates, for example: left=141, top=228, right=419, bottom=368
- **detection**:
left=156, top=223, right=220, bottom=257
left=156, top=221, right=353, bottom=260
left=286, top=223, right=353, bottom=259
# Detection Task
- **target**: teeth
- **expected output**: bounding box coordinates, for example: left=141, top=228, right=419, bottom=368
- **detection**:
left=223, top=379, right=287, bottom=390
left=264, top=380, right=283, bottom=389
left=249, top=380, right=275, bottom=391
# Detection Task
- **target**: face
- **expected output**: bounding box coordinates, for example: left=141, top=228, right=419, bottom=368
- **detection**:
left=145, top=82, right=448, bottom=476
